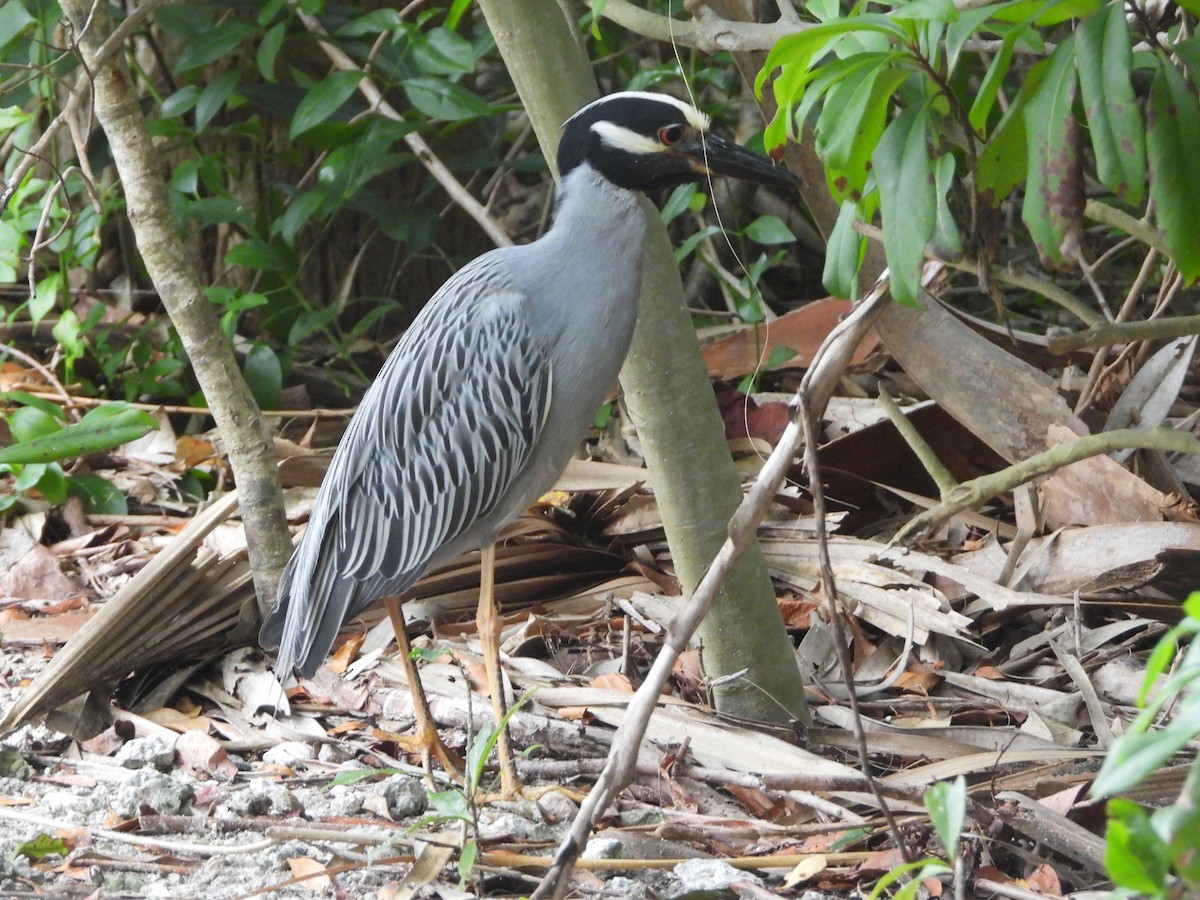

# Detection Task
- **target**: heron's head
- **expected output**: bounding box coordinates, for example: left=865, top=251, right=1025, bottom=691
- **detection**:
left=557, top=91, right=799, bottom=194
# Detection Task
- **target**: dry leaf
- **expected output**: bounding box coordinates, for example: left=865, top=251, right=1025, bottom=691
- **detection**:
left=142, top=707, right=212, bottom=733
left=329, top=632, right=365, bottom=673
left=286, top=857, right=331, bottom=893
left=589, top=672, right=633, bottom=692
left=1024, top=862, right=1063, bottom=895
left=783, top=854, right=828, bottom=888
left=176, top=731, right=237, bottom=780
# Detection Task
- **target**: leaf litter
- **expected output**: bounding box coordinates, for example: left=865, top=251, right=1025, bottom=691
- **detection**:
left=0, top=308, right=1198, bottom=898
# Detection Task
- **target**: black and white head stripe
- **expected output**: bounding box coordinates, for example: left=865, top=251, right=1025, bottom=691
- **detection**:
left=556, top=92, right=714, bottom=188
left=566, top=91, right=710, bottom=154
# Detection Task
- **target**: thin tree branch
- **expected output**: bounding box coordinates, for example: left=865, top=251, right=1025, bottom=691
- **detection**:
left=897, top=426, right=1200, bottom=541
left=1047, top=314, right=1200, bottom=353
left=293, top=10, right=513, bottom=249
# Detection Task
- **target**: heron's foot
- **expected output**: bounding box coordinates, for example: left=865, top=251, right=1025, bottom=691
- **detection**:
left=381, top=720, right=464, bottom=785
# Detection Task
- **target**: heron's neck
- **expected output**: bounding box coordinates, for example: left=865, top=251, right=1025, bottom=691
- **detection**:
left=548, top=162, right=644, bottom=245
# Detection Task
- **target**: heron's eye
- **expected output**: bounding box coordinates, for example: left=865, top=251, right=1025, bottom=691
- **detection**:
left=659, top=124, right=686, bottom=145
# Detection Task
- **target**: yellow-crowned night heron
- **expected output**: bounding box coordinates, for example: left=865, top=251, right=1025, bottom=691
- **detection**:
left=259, top=91, right=799, bottom=792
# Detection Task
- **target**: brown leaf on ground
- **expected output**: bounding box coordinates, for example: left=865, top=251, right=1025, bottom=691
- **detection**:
left=286, top=857, right=332, bottom=893
left=175, top=731, right=237, bottom=780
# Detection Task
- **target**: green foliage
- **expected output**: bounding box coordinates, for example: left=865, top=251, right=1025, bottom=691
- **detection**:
left=757, top=0, right=1200, bottom=305
left=0, top=399, right=155, bottom=514
left=869, top=776, right=965, bottom=899
left=1093, top=592, right=1200, bottom=897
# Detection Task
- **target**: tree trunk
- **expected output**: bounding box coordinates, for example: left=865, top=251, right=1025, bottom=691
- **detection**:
left=477, top=0, right=810, bottom=725
left=59, top=1, right=292, bottom=625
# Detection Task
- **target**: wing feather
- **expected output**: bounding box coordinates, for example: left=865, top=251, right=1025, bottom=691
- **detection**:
left=261, top=273, right=552, bottom=676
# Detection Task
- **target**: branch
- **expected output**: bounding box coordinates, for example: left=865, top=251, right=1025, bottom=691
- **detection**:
left=58, top=0, right=293, bottom=617
left=1047, top=315, right=1200, bottom=353
left=897, top=426, right=1200, bottom=541
left=590, top=0, right=808, bottom=52
left=531, top=278, right=891, bottom=900
left=294, top=11, right=513, bottom=249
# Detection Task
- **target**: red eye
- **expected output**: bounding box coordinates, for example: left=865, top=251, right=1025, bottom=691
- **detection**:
left=659, top=124, right=685, bottom=145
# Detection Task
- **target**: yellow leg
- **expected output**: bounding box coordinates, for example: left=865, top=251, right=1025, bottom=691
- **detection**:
left=476, top=543, right=520, bottom=796
left=383, top=596, right=463, bottom=783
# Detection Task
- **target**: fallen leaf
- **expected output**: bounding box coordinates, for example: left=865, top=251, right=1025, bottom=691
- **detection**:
left=176, top=731, right=237, bottom=780
left=142, top=707, right=212, bottom=733
left=783, top=854, right=828, bottom=888
left=1024, top=862, right=1062, bottom=895
left=286, top=857, right=331, bottom=893
left=589, top=672, right=633, bottom=692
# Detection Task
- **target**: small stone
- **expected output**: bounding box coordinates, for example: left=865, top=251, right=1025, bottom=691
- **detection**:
left=535, top=789, right=577, bottom=824
left=0, top=748, right=31, bottom=779
left=582, top=837, right=624, bottom=860
left=112, top=770, right=194, bottom=818
left=604, top=876, right=651, bottom=899
left=673, top=858, right=762, bottom=892
left=381, top=775, right=428, bottom=819
left=221, top=780, right=303, bottom=818
left=317, top=743, right=355, bottom=764
left=327, top=783, right=364, bottom=816
left=617, top=807, right=663, bottom=827
left=115, top=737, right=176, bottom=771
left=263, top=741, right=315, bottom=767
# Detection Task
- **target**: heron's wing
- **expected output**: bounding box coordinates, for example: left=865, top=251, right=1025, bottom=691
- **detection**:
left=262, top=281, right=552, bottom=676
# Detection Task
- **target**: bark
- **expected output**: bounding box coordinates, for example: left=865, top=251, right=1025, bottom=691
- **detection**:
left=59, top=0, right=292, bottom=625
left=477, top=0, right=809, bottom=725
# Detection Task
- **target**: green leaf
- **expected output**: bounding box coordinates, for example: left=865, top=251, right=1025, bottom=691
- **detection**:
left=195, top=69, right=240, bottom=132
left=1093, top=719, right=1198, bottom=797
left=1148, top=57, right=1200, bottom=281
left=660, top=183, right=699, bottom=225
left=969, top=25, right=1023, bottom=135
left=0, top=407, right=157, bottom=465
left=184, top=197, right=253, bottom=229
left=290, top=70, right=362, bottom=138
left=68, top=473, right=127, bottom=515
left=257, top=21, right=286, bottom=82
left=1105, top=798, right=1170, bottom=893
left=426, top=788, right=470, bottom=821
left=873, top=103, right=935, bottom=305
left=0, top=105, right=32, bottom=133
left=1021, top=35, right=1082, bottom=268
left=977, top=84, right=1032, bottom=205
left=932, top=153, right=962, bottom=256
left=411, top=28, right=476, bottom=76
left=175, top=20, right=256, bottom=72
left=7, top=406, right=63, bottom=443
left=28, top=272, right=61, bottom=329
left=401, top=77, right=488, bottom=121
left=243, top=344, right=282, bottom=410
left=743, top=215, right=796, bottom=245
left=1076, top=4, right=1145, bottom=204
left=823, top=200, right=864, bottom=299
left=225, top=239, right=294, bottom=271
left=0, top=392, right=66, bottom=420
left=925, top=776, right=966, bottom=857
left=13, top=834, right=69, bottom=861
left=457, top=837, right=478, bottom=882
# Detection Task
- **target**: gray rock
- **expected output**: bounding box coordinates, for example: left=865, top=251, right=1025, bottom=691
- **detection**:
left=327, top=783, right=364, bottom=816
left=114, top=736, right=176, bottom=771
left=673, top=858, right=763, bottom=892
left=112, top=770, right=194, bottom=817
left=381, top=774, right=428, bottom=819
left=0, top=748, right=31, bottom=779
left=582, top=837, right=624, bottom=860
left=41, top=786, right=110, bottom=823
left=221, top=780, right=303, bottom=817
left=262, top=741, right=315, bottom=767
left=603, top=876, right=652, bottom=898
left=535, top=789, right=578, bottom=825
left=476, top=810, right=556, bottom=842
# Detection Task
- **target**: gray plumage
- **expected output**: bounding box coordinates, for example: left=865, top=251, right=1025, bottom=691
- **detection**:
left=260, top=91, right=798, bottom=678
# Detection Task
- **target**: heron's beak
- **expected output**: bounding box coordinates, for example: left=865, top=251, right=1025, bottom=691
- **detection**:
left=676, top=133, right=801, bottom=190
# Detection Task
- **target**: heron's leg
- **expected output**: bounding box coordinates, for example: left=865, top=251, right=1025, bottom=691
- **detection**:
left=476, top=542, right=520, bottom=796
left=383, top=595, right=463, bottom=783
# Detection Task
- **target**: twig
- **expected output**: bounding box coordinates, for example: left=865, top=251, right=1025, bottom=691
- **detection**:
left=592, top=0, right=808, bottom=52
left=0, top=343, right=77, bottom=415
left=0, top=807, right=273, bottom=856
left=1047, top=314, right=1200, bottom=353
left=876, top=386, right=958, bottom=497
left=293, top=10, right=513, bottom=249
left=897, top=426, right=1200, bottom=541
left=4, top=389, right=357, bottom=419
left=800, top=375, right=912, bottom=865
left=1, top=1, right=161, bottom=211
